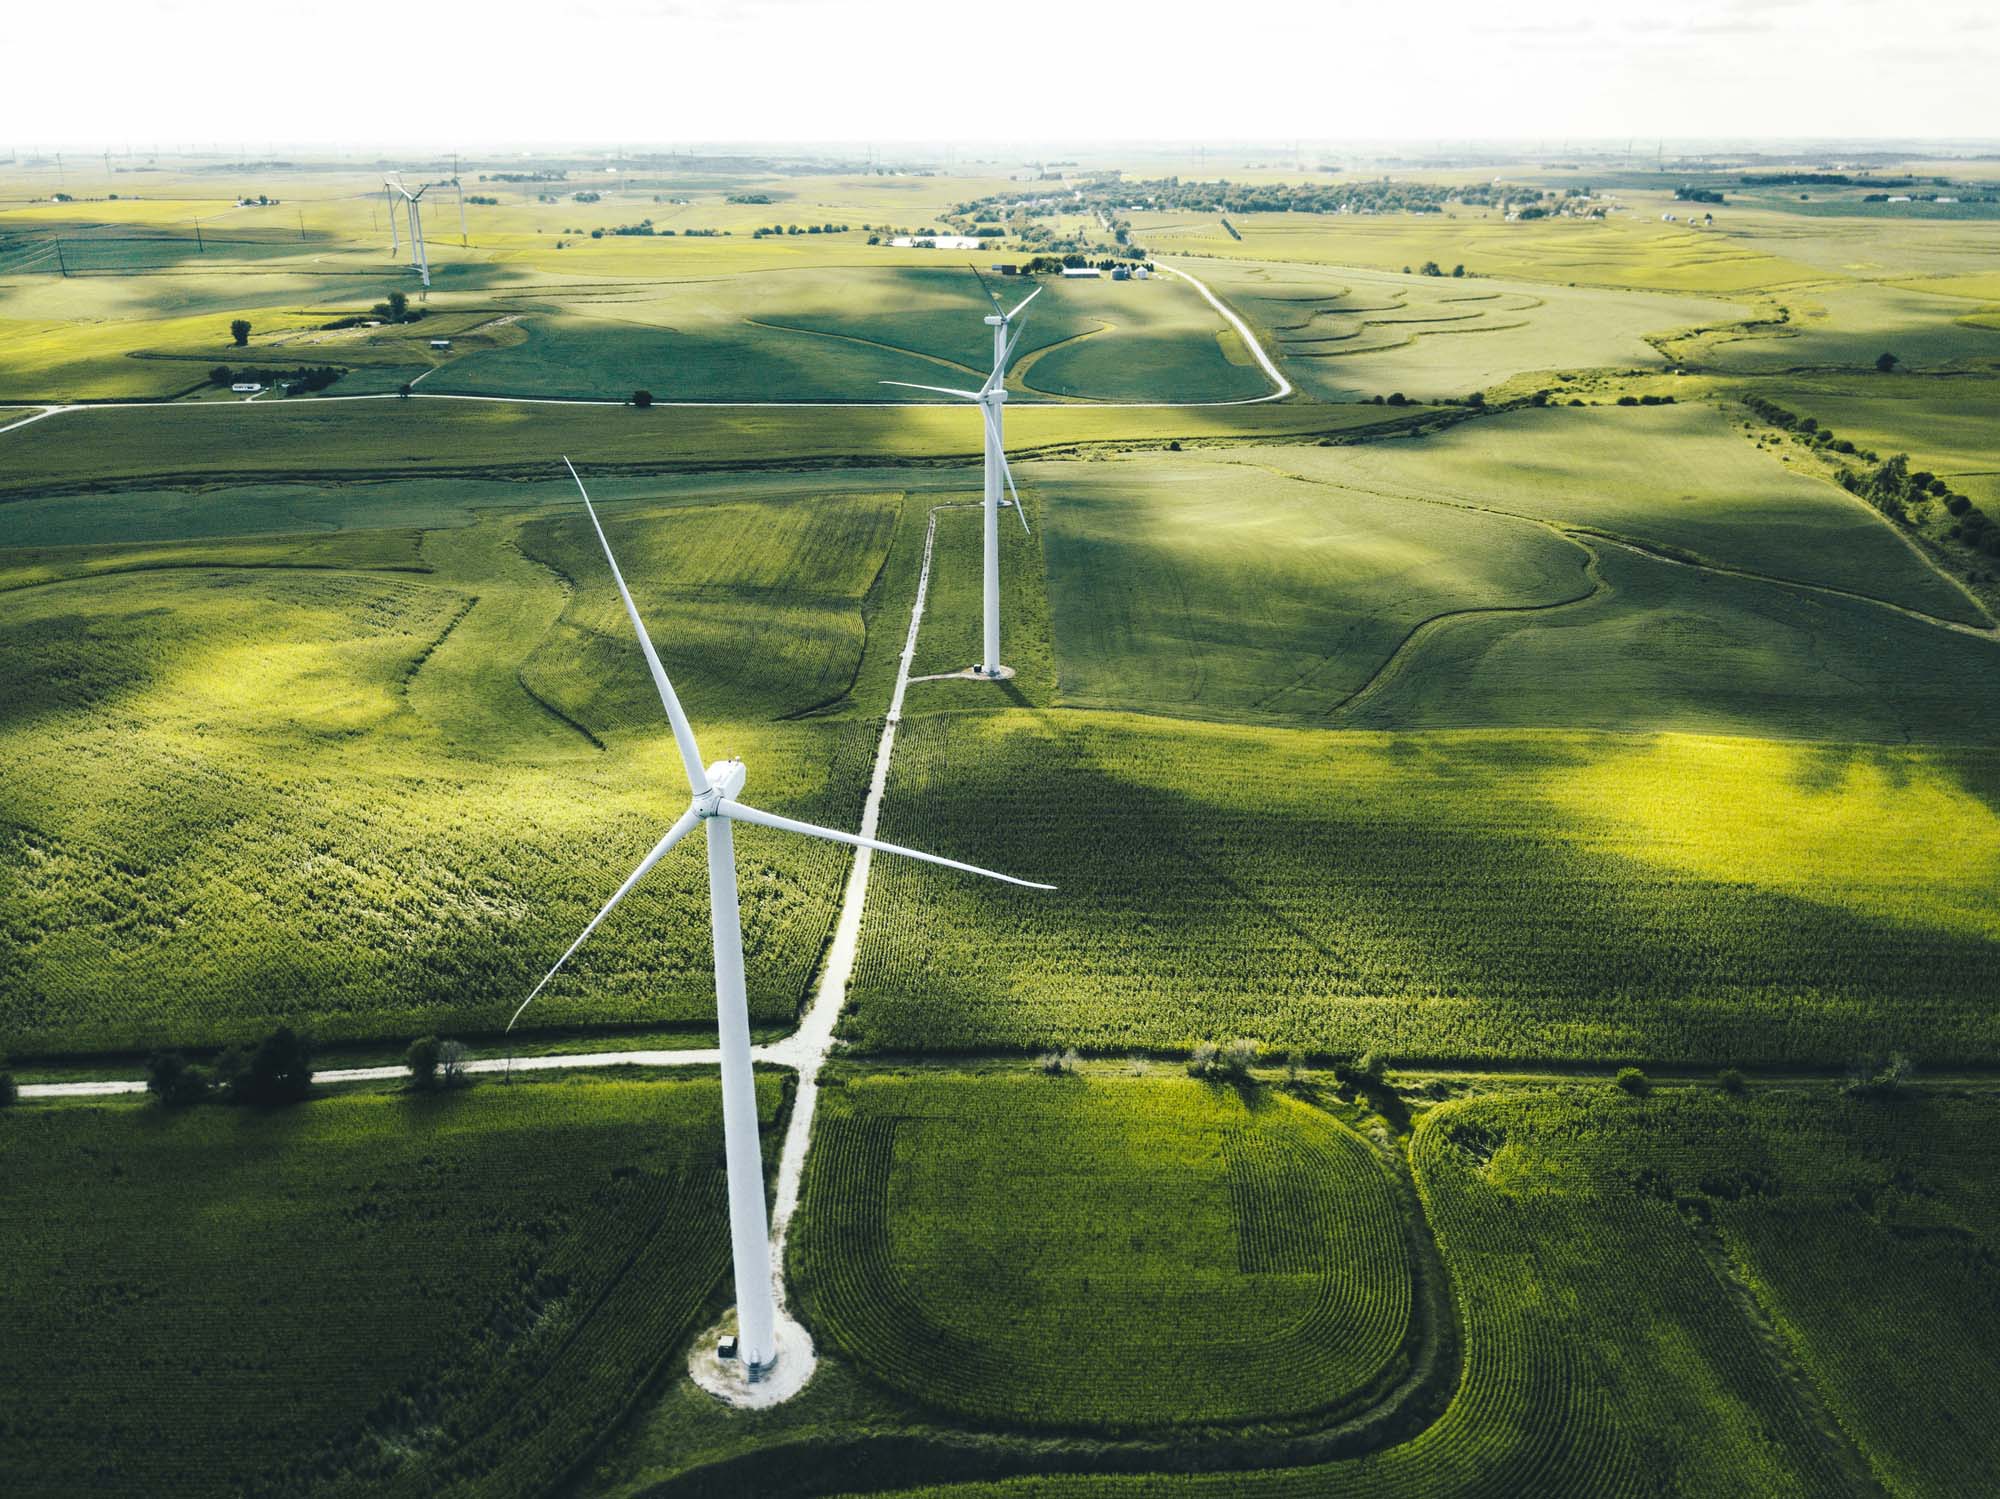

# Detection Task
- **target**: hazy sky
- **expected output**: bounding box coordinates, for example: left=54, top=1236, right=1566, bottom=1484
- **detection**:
left=9, top=0, right=1996, bottom=149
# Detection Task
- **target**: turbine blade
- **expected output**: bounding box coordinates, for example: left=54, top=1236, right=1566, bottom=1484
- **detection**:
left=1006, top=285, right=1044, bottom=321
left=970, top=262, right=1005, bottom=316
left=563, top=457, right=708, bottom=794
left=508, top=806, right=703, bottom=1030
left=717, top=799, right=1054, bottom=891
left=880, top=380, right=983, bottom=401
left=983, top=405, right=1031, bottom=535
left=982, top=314, right=1035, bottom=394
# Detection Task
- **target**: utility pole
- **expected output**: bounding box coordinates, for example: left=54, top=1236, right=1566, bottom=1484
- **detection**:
left=55, top=238, right=68, bottom=277
left=194, top=217, right=204, bottom=253
left=297, top=208, right=306, bottom=242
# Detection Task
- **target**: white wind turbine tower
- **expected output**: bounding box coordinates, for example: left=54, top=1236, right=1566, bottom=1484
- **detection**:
left=383, top=172, right=432, bottom=288
left=511, top=458, right=1053, bottom=1379
left=883, top=273, right=1042, bottom=679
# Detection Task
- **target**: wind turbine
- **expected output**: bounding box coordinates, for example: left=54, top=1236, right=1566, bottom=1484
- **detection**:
left=511, top=458, right=1053, bottom=1379
left=383, top=172, right=431, bottom=287
left=882, top=272, right=1042, bottom=679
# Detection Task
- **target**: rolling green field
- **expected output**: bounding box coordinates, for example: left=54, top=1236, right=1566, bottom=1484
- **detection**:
left=791, top=1072, right=1414, bottom=1433
left=1034, top=410, right=1992, bottom=730
left=1039, top=455, right=1587, bottom=721
left=1757, top=374, right=2000, bottom=507
left=849, top=716, right=2000, bottom=1063
left=0, top=398, right=1396, bottom=498
left=1181, top=256, right=1750, bottom=401
left=834, top=1083, right=2000, bottom=1498
left=0, top=1073, right=781, bottom=1499
left=0, top=481, right=900, bottom=1056
left=426, top=268, right=1270, bottom=405
left=11, top=150, right=2000, bottom=1499
left=1145, top=210, right=1827, bottom=295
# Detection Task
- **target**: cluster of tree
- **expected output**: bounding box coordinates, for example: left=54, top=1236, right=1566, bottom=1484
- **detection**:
left=146, top=1027, right=315, bottom=1108
left=0, top=1058, right=15, bottom=1108
left=1614, top=393, right=1678, bottom=406
left=1011, top=253, right=1152, bottom=275
left=1844, top=1052, right=1916, bottom=1098
left=1860, top=191, right=1995, bottom=204
left=404, top=1035, right=472, bottom=1091
left=1738, top=173, right=1886, bottom=187
left=466, top=194, right=498, bottom=206
left=1674, top=185, right=1726, bottom=204
left=727, top=192, right=773, bottom=204
left=753, top=223, right=850, bottom=238
left=1744, top=393, right=1864, bottom=455
left=369, top=290, right=426, bottom=323
left=207, top=364, right=343, bottom=393
left=982, top=176, right=1521, bottom=222
left=1188, top=1037, right=1262, bottom=1081
left=1751, top=396, right=1998, bottom=553
left=571, top=191, right=602, bottom=203
left=1843, top=454, right=1999, bottom=552
left=1413, top=261, right=1468, bottom=277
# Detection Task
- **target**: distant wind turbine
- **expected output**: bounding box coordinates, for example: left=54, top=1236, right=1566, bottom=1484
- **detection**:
left=882, top=271, right=1042, bottom=678
left=510, top=458, right=1053, bottom=1378
left=383, top=172, right=432, bottom=287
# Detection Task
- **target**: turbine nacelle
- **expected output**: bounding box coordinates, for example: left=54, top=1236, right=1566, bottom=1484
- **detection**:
left=700, top=758, right=748, bottom=812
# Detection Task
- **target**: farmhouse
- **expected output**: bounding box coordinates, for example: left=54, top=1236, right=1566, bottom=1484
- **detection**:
left=429, top=338, right=452, bottom=349
left=229, top=382, right=262, bottom=393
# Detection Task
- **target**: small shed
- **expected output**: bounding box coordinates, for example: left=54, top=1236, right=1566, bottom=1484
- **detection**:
left=429, top=338, right=452, bottom=349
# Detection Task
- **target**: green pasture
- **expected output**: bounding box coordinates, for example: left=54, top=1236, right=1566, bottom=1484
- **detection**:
left=1143, top=211, right=1826, bottom=295
left=1756, top=374, right=2000, bottom=507
left=1038, top=456, right=1585, bottom=721
left=1306, top=403, right=1985, bottom=619
left=791, top=1071, right=1413, bottom=1432
left=1184, top=257, right=1749, bottom=401
left=0, top=399, right=1399, bottom=496
left=847, top=716, right=2000, bottom=1063
left=421, top=266, right=1266, bottom=404
left=1337, top=540, right=2000, bottom=741
left=1665, top=280, right=2000, bottom=374
left=0, top=483, right=912, bottom=1057
left=852, top=1086, right=2000, bottom=1498
left=0, top=1074, right=781, bottom=1499
left=1030, top=411, right=1992, bottom=729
